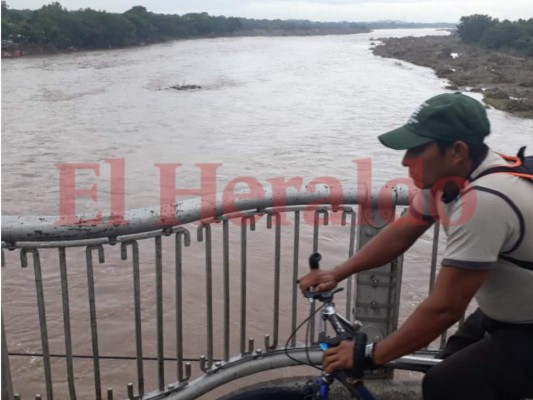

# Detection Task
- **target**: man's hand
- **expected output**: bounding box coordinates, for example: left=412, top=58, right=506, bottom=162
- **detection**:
left=322, top=340, right=354, bottom=373
left=298, top=269, right=337, bottom=293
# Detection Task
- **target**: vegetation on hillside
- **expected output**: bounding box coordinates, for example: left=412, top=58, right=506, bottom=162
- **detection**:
left=1, top=1, right=370, bottom=51
left=1, top=1, right=458, bottom=53
left=2, top=2, right=244, bottom=49
left=457, top=14, right=533, bottom=56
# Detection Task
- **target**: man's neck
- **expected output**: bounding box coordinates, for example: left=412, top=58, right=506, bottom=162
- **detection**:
left=440, top=159, right=476, bottom=202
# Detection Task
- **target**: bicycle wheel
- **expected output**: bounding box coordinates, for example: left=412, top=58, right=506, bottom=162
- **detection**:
left=223, top=386, right=311, bottom=400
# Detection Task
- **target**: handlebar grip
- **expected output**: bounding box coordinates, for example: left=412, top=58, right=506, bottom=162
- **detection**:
left=309, top=253, right=322, bottom=270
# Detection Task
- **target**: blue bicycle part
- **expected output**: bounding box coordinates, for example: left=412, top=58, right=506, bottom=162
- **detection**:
left=318, top=376, right=329, bottom=400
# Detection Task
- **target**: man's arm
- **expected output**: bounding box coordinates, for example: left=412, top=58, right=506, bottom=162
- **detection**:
left=369, top=187, right=516, bottom=364
left=299, top=208, right=433, bottom=292
left=332, top=209, right=434, bottom=282
left=322, top=265, right=490, bottom=373
left=372, top=265, right=489, bottom=365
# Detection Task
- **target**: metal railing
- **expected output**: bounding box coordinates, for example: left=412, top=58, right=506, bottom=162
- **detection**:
left=1, top=184, right=444, bottom=400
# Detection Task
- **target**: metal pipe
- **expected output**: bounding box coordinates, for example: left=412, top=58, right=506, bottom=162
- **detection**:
left=311, top=209, right=329, bottom=343
left=174, top=229, right=191, bottom=383
left=265, top=213, right=281, bottom=350
left=240, top=216, right=255, bottom=354
left=86, top=245, right=104, bottom=400
left=3, top=184, right=408, bottom=243
left=342, top=208, right=356, bottom=320
left=197, top=223, right=214, bottom=369
left=58, top=247, right=77, bottom=400
left=22, top=249, right=54, bottom=400
left=290, top=211, right=300, bottom=347
left=120, top=241, right=144, bottom=396
left=2, top=315, right=14, bottom=400
left=222, top=219, right=230, bottom=361
left=312, top=208, right=329, bottom=253
left=155, top=236, right=165, bottom=392
left=166, top=349, right=322, bottom=400
left=127, top=383, right=134, bottom=399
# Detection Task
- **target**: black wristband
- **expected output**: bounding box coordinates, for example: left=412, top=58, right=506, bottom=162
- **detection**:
left=364, top=342, right=380, bottom=370
left=351, top=332, right=367, bottom=378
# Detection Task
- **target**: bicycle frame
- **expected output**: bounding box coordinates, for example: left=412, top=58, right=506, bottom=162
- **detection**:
left=302, top=252, right=441, bottom=400
left=306, top=288, right=441, bottom=400
left=306, top=288, right=372, bottom=399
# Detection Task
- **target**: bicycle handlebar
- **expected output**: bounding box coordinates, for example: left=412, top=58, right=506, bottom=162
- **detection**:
left=305, top=252, right=344, bottom=302
left=309, top=252, right=322, bottom=269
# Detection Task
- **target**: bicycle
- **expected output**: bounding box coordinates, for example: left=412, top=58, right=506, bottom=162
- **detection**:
left=224, top=253, right=441, bottom=400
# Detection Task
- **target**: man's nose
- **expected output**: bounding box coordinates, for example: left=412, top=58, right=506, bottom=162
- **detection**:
left=402, top=152, right=414, bottom=167
left=402, top=152, right=422, bottom=169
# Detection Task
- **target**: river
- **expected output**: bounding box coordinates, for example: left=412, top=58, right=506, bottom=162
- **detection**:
left=2, top=29, right=533, bottom=399
left=3, top=28, right=531, bottom=217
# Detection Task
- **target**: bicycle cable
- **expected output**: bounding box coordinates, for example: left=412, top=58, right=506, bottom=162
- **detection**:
left=284, top=302, right=324, bottom=372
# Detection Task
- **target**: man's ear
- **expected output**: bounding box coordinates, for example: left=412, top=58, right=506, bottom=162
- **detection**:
left=451, top=141, right=470, bottom=162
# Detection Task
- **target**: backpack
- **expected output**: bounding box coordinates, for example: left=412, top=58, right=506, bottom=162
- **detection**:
left=472, top=146, right=533, bottom=271
left=474, top=146, right=533, bottom=182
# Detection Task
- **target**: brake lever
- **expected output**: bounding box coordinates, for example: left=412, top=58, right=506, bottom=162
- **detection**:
left=304, top=287, right=344, bottom=302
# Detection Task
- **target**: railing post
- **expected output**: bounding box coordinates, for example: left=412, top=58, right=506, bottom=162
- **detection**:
left=86, top=245, right=105, bottom=400
left=21, top=248, right=54, bottom=400
left=120, top=241, right=144, bottom=397
left=355, top=193, right=402, bottom=379
left=2, top=315, right=14, bottom=400
left=197, top=223, right=214, bottom=372
left=174, top=228, right=192, bottom=383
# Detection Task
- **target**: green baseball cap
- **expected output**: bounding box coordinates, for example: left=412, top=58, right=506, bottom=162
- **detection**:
left=378, top=93, right=490, bottom=150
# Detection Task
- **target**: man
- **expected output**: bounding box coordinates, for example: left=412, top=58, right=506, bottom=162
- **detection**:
left=298, top=93, right=533, bottom=400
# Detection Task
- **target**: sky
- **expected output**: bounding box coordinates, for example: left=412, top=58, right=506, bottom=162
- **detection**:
left=6, top=0, right=533, bottom=23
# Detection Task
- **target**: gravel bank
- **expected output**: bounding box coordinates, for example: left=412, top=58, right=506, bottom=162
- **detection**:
left=372, top=35, right=533, bottom=119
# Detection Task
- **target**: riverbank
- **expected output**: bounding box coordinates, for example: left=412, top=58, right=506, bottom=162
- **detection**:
left=4, top=28, right=370, bottom=58
left=372, top=35, right=533, bottom=119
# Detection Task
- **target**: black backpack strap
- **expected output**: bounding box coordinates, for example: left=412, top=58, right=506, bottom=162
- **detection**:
left=471, top=148, right=533, bottom=271
left=474, top=166, right=518, bottom=180
left=471, top=186, right=526, bottom=254
left=469, top=186, right=531, bottom=270
left=517, top=146, right=527, bottom=162
left=499, top=255, right=533, bottom=271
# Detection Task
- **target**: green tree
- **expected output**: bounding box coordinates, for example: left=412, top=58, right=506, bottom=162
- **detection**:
left=152, top=14, right=178, bottom=38
left=182, top=12, right=213, bottom=36
left=481, top=20, right=523, bottom=49
left=227, top=17, right=242, bottom=33
left=457, top=14, right=498, bottom=42
left=124, top=6, right=155, bottom=41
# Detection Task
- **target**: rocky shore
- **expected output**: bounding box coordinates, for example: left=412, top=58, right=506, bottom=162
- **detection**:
left=372, top=35, right=533, bottom=119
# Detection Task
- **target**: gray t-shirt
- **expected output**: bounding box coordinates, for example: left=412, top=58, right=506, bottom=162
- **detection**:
left=411, top=151, right=533, bottom=323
